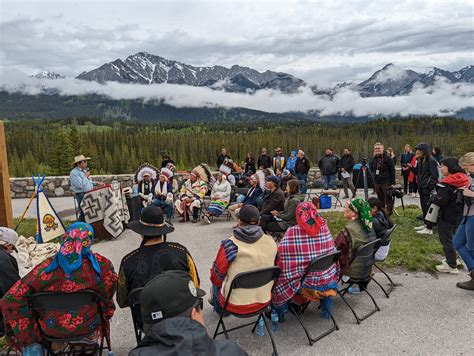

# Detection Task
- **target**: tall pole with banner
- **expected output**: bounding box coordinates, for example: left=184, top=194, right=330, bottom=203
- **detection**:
left=0, top=120, right=13, bottom=227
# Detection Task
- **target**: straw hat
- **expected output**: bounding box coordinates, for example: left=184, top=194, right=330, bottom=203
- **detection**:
left=73, top=155, right=91, bottom=165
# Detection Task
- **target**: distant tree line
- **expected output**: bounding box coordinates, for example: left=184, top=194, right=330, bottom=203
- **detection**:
left=5, top=117, right=473, bottom=177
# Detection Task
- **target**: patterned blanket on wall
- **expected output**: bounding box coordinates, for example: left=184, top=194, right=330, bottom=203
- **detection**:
left=80, top=182, right=130, bottom=238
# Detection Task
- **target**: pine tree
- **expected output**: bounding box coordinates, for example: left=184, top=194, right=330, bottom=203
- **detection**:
left=49, top=128, right=74, bottom=176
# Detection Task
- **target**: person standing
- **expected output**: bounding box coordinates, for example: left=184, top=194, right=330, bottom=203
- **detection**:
left=286, top=150, right=297, bottom=175
left=401, top=144, right=415, bottom=195
left=339, top=148, right=356, bottom=199
left=70, top=155, right=99, bottom=222
left=453, top=152, right=474, bottom=290
left=295, top=150, right=310, bottom=194
left=413, top=143, right=439, bottom=235
left=430, top=158, right=469, bottom=274
left=217, top=147, right=230, bottom=168
left=257, top=148, right=272, bottom=170
left=432, top=147, right=444, bottom=163
left=0, top=228, right=20, bottom=337
left=160, top=153, right=175, bottom=169
left=318, top=148, right=339, bottom=190
left=387, top=147, right=397, bottom=166
left=272, top=147, right=286, bottom=172
left=369, top=143, right=396, bottom=216
left=244, top=152, right=256, bottom=175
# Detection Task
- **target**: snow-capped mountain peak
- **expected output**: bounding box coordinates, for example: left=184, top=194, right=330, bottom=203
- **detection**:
left=31, top=71, right=65, bottom=79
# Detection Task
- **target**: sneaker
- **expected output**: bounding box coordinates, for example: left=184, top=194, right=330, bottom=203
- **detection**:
left=203, top=215, right=211, bottom=224
left=435, top=260, right=459, bottom=274
left=414, top=225, right=426, bottom=231
left=416, top=228, right=433, bottom=235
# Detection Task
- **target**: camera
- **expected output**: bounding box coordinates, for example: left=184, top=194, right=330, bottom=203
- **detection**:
left=456, top=189, right=472, bottom=206
left=361, top=157, right=368, bottom=167
left=388, top=186, right=404, bottom=199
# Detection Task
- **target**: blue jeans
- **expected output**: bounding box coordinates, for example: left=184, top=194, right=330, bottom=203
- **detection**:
left=75, top=193, right=85, bottom=222
left=323, top=174, right=337, bottom=189
left=152, top=199, right=174, bottom=221
left=296, top=173, right=308, bottom=194
left=453, top=215, right=474, bottom=271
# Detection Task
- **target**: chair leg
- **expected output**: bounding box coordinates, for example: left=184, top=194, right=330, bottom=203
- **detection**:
left=374, top=263, right=395, bottom=295
left=371, top=276, right=390, bottom=298
left=251, top=315, right=261, bottom=333
left=213, top=312, right=224, bottom=339
left=357, top=285, right=380, bottom=321
left=337, top=290, right=361, bottom=324
left=261, top=313, right=279, bottom=356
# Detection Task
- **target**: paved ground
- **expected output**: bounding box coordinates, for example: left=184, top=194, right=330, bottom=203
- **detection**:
left=11, top=193, right=474, bottom=355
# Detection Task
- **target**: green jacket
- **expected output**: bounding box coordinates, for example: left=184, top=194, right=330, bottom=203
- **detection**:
left=279, top=194, right=305, bottom=225
left=345, top=219, right=376, bottom=281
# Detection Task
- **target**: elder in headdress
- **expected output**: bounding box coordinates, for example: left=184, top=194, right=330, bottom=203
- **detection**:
left=134, top=164, right=159, bottom=208
left=152, top=168, right=175, bottom=222
left=174, top=164, right=210, bottom=223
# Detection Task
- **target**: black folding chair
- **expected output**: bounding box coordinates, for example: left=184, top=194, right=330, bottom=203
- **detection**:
left=128, top=287, right=144, bottom=345
left=30, top=289, right=111, bottom=355
left=289, top=251, right=341, bottom=346
left=338, top=239, right=381, bottom=324
left=213, top=266, right=281, bottom=356
left=372, top=224, right=398, bottom=298
left=305, top=180, right=324, bottom=202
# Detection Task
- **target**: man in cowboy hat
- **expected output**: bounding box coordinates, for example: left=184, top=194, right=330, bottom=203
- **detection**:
left=117, top=206, right=200, bottom=308
left=0, top=227, right=20, bottom=336
left=70, top=154, right=101, bottom=222
left=272, top=147, right=286, bottom=173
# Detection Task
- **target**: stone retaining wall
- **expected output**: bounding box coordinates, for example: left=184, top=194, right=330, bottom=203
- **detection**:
left=10, top=168, right=403, bottom=198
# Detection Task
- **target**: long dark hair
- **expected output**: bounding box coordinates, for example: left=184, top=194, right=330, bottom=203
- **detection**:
left=368, top=197, right=387, bottom=219
left=287, top=179, right=299, bottom=195
left=440, top=157, right=464, bottom=174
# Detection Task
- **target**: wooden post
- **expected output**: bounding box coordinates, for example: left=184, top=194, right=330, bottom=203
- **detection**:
left=0, top=120, right=13, bottom=227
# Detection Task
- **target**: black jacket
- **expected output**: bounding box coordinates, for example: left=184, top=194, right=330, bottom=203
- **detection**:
left=244, top=158, right=256, bottom=174
left=0, top=249, right=20, bottom=335
left=339, top=154, right=355, bottom=173
left=431, top=183, right=463, bottom=226
left=318, top=154, right=339, bottom=176
left=257, top=154, right=272, bottom=169
left=416, top=143, right=439, bottom=191
left=372, top=211, right=393, bottom=246
left=217, top=154, right=230, bottom=168
left=260, top=188, right=285, bottom=215
left=369, top=153, right=395, bottom=185
left=295, top=157, right=310, bottom=174
left=161, top=159, right=175, bottom=168
left=129, top=317, right=247, bottom=356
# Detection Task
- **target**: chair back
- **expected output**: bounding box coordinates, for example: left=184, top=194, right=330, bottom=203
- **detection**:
left=312, top=180, right=325, bottom=189
left=355, top=239, right=381, bottom=259
left=329, top=180, right=343, bottom=188
left=386, top=224, right=397, bottom=239
left=345, top=238, right=381, bottom=282
left=128, top=288, right=144, bottom=340
left=302, top=251, right=341, bottom=281
left=231, top=266, right=281, bottom=290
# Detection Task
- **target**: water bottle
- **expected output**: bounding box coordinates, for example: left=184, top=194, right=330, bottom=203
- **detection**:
left=271, top=309, right=279, bottom=332
left=23, top=343, right=45, bottom=356
left=255, top=316, right=265, bottom=337
left=108, top=351, right=115, bottom=356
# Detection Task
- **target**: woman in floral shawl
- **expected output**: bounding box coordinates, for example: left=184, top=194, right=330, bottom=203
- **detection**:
left=272, top=202, right=339, bottom=318
left=335, top=198, right=376, bottom=283
left=1, top=222, right=118, bottom=352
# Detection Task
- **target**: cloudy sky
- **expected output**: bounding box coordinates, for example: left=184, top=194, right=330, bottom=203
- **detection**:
left=1, top=0, right=473, bottom=86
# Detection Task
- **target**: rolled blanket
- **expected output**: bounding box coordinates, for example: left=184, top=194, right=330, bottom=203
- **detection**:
left=14, top=235, right=60, bottom=277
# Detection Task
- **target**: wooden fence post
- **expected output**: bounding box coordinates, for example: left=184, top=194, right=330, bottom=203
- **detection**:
left=0, top=120, right=13, bottom=227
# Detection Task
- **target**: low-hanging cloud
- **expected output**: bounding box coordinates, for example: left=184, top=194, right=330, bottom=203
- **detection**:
left=1, top=72, right=473, bottom=117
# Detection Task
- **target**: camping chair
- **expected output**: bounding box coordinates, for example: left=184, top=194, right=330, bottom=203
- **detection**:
left=305, top=180, right=324, bottom=202
left=30, top=290, right=111, bottom=355
left=213, top=266, right=281, bottom=356
left=372, top=224, right=398, bottom=298
left=338, top=239, right=381, bottom=324
left=128, top=287, right=144, bottom=345
left=289, top=251, right=341, bottom=346
left=321, top=180, right=343, bottom=209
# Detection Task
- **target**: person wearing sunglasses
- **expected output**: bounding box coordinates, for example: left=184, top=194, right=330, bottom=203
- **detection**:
left=130, top=270, right=247, bottom=356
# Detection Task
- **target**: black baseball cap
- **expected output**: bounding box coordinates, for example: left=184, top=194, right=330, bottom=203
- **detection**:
left=265, top=175, right=280, bottom=185
left=141, top=270, right=205, bottom=325
left=237, top=205, right=260, bottom=225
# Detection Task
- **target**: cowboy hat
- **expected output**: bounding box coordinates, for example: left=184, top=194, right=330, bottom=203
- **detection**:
left=128, top=206, right=175, bottom=236
left=73, top=155, right=91, bottom=165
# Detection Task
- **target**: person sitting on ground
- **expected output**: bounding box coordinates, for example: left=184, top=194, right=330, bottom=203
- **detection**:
left=272, top=202, right=339, bottom=317
left=210, top=205, right=277, bottom=315
left=259, top=176, right=285, bottom=216
left=430, top=157, right=469, bottom=275
left=152, top=168, right=174, bottom=222
left=257, top=147, right=272, bottom=169
left=2, top=223, right=117, bottom=353
left=367, top=197, right=394, bottom=261
left=117, top=206, right=199, bottom=308
left=335, top=198, right=376, bottom=292
left=204, top=173, right=232, bottom=224
left=228, top=174, right=263, bottom=220
left=174, top=164, right=210, bottom=223
left=286, top=150, right=298, bottom=175
left=260, top=180, right=304, bottom=235
left=0, top=227, right=20, bottom=337
left=454, top=152, right=474, bottom=290
left=129, top=270, right=247, bottom=356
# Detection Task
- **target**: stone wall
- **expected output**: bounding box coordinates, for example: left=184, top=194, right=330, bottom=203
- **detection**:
left=9, top=168, right=403, bottom=198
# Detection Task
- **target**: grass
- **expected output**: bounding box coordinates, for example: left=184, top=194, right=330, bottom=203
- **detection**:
left=322, top=205, right=444, bottom=273
left=14, top=206, right=444, bottom=272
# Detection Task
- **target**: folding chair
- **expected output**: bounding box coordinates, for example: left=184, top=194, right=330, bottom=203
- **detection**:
left=30, top=290, right=111, bottom=355
left=372, top=224, right=398, bottom=298
left=321, top=180, right=343, bottom=209
left=128, top=287, right=144, bottom=345
left=213, top=266, right=281, bottom=356
left=305, top=180, right=324, bottom=202
left=338, top=239, right=381, bottom=324
left=289, top=251, right=341, bottom=346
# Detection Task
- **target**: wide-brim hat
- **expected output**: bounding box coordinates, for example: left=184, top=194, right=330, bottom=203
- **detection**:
left=73, top=155, right=91, bottom=165
left=128, top=206, right=175, bottom=236
left=274, top=147, right=283, bottom=152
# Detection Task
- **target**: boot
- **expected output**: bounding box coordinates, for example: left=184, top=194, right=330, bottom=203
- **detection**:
left=456, top=270, right=474, bottom=290
left=192, top=207, right=199, bottom=223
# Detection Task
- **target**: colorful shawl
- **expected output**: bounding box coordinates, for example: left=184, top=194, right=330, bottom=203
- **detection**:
left=45, top=222, right=101, bottom=276
left=296, top=202, right=325, bottom=236
left=348, top=198, right=373, bottom=232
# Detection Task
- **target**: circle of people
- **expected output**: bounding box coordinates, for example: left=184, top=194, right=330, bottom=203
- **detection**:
left=0, top=146, right=473, bottom=355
